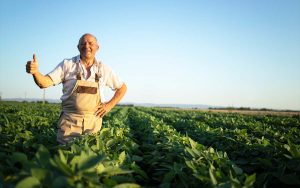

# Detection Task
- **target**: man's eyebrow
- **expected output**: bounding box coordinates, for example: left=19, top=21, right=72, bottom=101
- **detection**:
left=79, top=41, right=96, bottom=44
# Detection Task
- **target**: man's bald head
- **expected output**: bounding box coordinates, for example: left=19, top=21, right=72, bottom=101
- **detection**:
left=78, top=33, right=98, bottom=46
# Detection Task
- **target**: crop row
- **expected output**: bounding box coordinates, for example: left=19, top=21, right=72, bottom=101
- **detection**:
left=127, top=108, right=255, bottom=187
left=137, top=107, right=300, bottom=187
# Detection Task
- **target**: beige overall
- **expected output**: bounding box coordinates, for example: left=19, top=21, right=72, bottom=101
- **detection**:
left=57, top=63, right=102, bottom=144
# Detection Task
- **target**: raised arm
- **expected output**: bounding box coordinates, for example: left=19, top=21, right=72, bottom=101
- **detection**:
left=26, top=54, right=53, bottom=89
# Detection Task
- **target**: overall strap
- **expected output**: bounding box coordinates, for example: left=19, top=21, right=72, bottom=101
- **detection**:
left=94, top=61, right=102, bottom=83
left=76, top=62, right=81, bottom=80
left=95, top=73, right=99, bottom=82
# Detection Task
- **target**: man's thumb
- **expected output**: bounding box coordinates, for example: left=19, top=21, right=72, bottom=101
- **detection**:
left=33, top=54, right=37, bottom=63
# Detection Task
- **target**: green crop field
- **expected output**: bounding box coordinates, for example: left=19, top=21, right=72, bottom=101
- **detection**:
left=0, top=101, right=299, bottom=188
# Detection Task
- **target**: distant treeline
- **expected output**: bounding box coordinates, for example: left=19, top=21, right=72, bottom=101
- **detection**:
left=209, top=106, right=299, bottom=112
left=117, top=104, right=134, bottom=107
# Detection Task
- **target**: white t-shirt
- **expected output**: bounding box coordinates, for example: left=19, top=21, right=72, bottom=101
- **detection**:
left=47, top=55, right=123, bottom=102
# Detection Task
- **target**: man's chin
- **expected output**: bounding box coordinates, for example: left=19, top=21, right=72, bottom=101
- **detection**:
left=81, top=53, right=92, bottom=59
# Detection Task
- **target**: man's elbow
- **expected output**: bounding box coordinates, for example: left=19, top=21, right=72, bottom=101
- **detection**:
left=121, top=83, right=127, bottom=94
left=123, top=83, right=127, bottom=90
left=38, top=84, right=48, bottom=89
left=35, top=75, right=53, bottom=89
left=116, top=83, right=127, bottom=97
left=37, top=82, right=52, bottom=89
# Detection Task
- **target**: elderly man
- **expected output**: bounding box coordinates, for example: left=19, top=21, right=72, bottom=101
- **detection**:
left=26, top=33, right=127, bottom=144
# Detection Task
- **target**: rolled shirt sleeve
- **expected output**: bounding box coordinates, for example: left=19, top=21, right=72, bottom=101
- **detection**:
left=101, top=64, right=123, bottom=91
left=47, top=61, right=64, bottom=85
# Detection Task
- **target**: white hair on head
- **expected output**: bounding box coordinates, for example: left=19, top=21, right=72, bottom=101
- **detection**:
left=78, top=33, right=98, bottom=45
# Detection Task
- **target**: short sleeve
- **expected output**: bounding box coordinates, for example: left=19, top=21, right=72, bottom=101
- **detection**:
left=106, top=70, right=124, bottom=90
left=101, top=63, right=123, bottom=90
left=47, top=61, right=64, bottom=85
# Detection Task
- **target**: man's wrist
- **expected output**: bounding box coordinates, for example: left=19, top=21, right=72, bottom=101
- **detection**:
left=32, top=71, right=40, bottom=76
left=106, top=101, right=115, bottom=111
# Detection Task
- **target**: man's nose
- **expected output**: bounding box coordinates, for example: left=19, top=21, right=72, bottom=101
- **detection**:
left=81, top=43, right=90, bottom=48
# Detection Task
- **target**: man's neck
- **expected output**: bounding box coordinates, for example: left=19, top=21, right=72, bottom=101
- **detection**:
left=80, top=57, right=94, bottom=68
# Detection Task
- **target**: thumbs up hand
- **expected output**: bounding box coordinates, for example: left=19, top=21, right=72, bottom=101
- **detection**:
left=26, top=54, right=39, bottom=75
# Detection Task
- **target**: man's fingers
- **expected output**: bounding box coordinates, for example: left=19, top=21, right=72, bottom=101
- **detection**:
left=95, top=111, right=105, bottom=118
left=28, top=63, right=37, bottom=70
left=97, top=112, right=106, bottom=118
left=94, top=106, right=107, bottom=117
left=95, top=108, right=105, bottom=115
left=95, top=103, right=105, bottom=111
left=26, top=60, right=38, bottom=74
left=26, top=61, right=31, bottom=67
left=30, top=62, right=37, bottom=68
left=94, top=103, right=111, bottom=118
left=26, top=61, right=32, bottom=73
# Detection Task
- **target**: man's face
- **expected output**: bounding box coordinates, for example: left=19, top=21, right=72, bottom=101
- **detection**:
left=78, top=35, right=99, bottom=59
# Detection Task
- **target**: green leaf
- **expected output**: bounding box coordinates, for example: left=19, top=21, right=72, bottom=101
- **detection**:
left=11, top=152, right=28, bottom=165
left=208, top=147, right=215, bottom=154
left=58, top=150, right=67, bottom=164
left=96, top=136, right=103, bottom=151
left=15, top=177, right=40, bottom=188
left=231, top=164, right=243, bottom=175
left=113, top=183, right=141, bottom=188
left=192, top=147, right=201, bottom=157
left=185, top=147, right=196, bottom=158
left=262, top=139, right=270, bottom=146
left=50, top=156, right=73, bottom=176
left=103, top=177, right=117, bottom=187
left=185, top=161, right=195, bottom=171
left=132, top=155, right=143, bottom=162
left=229, top=170, right=241, bottom=186
left=100, top=128, right=111, bottom=139
left=286, top=140, right=300, bottom=158
left=96, top=163, right=106, bottom=174
left=101, top=167, right=132, bottom=176
left=81, top=171, right=98, bottom=182
left=188, top=138, right=197, bottom=149
left=209, top=164, right=217, bottom=185
left=119, top=151, right=126, bottom=164
left=35, top=145, right=50, bottom=166
left=106, top=139, right=117, bottom=148
left=283, top=154, right=292, bottom=159
left=244, top=173, right=256, bottom=187
left=31, top=168, right=49, bottom=182
left=70, top=144, right=81, bottom=154
left=52, top=176, right=69, bottom=188
left=78, top=154, right=104, bottom=172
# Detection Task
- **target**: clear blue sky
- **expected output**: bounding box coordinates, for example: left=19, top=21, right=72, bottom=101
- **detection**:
left=0, top=0, right=299, bottom=110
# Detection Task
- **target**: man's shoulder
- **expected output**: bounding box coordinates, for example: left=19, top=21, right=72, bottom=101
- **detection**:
left=62, top=55, right=80, bottom=64
left=96, top=60, right=112, bottom=71
left=58, top=56, right=80, bottom=68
